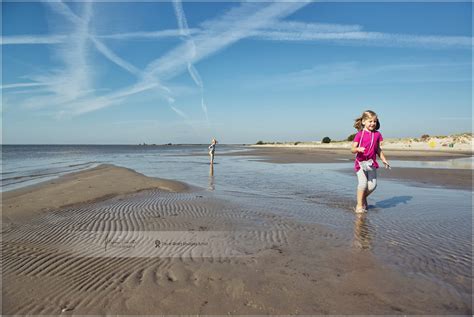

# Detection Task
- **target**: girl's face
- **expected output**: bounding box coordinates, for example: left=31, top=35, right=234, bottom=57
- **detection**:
left=363, top=116, right=377, bottom=131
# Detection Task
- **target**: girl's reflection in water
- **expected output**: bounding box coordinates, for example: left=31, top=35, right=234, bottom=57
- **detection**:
left=353, top=214, right=372, bottom=250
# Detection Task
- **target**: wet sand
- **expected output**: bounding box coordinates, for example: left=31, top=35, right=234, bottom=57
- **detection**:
left=2, top=164, right=189, bottom=224
left=2, top=164, right=471, bottom=314
left=224, top=147, right=473, bottom=190
left=224, top=146, right=473, bottom=163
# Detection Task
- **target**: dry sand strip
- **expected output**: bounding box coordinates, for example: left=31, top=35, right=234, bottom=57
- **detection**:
left=2, top=165, right=471, bottom=315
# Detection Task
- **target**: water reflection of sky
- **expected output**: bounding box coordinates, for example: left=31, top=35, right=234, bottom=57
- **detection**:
left=391, top=157, right=473, bottom=169
left=335, top=157, right=472, bottom=169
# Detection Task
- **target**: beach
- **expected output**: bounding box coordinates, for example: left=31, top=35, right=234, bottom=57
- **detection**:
left=2, top=146, right=472, bottom=315
left=4, top=0, right=473, bottom=314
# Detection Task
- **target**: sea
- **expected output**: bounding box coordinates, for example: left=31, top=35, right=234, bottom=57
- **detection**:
left=2, top=144, right=472, bottom=308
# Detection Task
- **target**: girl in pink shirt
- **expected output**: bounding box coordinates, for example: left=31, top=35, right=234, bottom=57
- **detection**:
left=351, top=110, right=390, bottom=213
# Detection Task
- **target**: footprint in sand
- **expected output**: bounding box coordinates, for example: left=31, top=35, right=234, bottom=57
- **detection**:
left=166, top=271, right=178, bottom=282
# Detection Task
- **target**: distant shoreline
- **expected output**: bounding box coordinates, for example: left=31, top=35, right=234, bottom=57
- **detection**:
left=2, top=133, right=473, bottom=149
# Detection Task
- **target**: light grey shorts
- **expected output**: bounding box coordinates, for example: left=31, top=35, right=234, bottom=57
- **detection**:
left=356, top=168, right=377, bottom=192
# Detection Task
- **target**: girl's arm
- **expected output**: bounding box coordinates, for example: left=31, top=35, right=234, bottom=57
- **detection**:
left=377, top=145, right=390, bottom=168
left=351, top=141, right=365, bottom=154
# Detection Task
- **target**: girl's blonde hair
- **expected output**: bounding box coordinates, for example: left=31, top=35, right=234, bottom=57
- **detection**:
left=353, top=110, right=380, bottom=131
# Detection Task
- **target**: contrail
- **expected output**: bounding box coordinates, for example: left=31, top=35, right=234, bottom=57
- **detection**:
left=44, top=0, right=175, bottom=113
left=187, top=63, right=209, bottom=122
left=172, top=0, right=190, bottom=37
left=13, top=1, right=309, bottom=116
left=90, top=37, right=142, bottom=76
left=1, top=82, right=48, bottom=90
left=170, top=105, right=188, bottom=119
left=169, top=103, right=202, bottom=136
left=187, top=63, right=203, bottom=87
left=173, top=0, right=209, bottom=124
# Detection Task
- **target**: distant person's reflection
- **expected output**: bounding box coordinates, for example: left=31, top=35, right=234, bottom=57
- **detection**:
left=353, top=214, right=372, bottom=250
left=208, top=164, right=215, bottom=191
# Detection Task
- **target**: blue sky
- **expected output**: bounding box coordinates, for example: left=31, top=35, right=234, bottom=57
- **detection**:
left=2, top=1, right=472, bottom=144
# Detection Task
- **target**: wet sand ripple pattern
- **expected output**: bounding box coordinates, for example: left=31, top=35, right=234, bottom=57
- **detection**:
left=3, top=187, right=472, bottom=314
left=2, top=189, right=314, bottom=314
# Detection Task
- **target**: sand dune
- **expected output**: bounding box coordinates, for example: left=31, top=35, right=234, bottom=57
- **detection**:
left=253, top=133, right=473, bottom=152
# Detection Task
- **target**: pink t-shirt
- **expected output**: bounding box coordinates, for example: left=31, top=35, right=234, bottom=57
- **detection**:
left=353, top=129, right=383, bottom=172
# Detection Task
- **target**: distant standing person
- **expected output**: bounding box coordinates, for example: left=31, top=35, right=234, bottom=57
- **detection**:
left=351, top=110, right=390, bottom=213
left=208, top=138, right=218, bottom=165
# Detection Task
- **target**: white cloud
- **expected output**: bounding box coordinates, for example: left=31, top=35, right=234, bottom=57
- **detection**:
left=1, top=35, right=66, bottom=45
left=98, top=29, right=197, bottom=40
left=3, top=18, right=472, bottom=50
left=266, top=21, right=363, bottom=33
left=55, top=1, right=310, bottom=116
left=173, top=0, right=208, bottom=122
left=11, top=1, right=172, bottom=115
left=253, top=22, right=472, bottom=48
left=3, top=1, right=471, bottom=119
left=1, top=82, right=49, bottom=89
left=144, top=2, right=310, bottom=80
left=23, top=0, right=95, bottom=109
left=2, top=29, right=194, bottom=45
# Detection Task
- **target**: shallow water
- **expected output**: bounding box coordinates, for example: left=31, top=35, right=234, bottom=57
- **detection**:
left=391, top=157, right=473, bottom=169
left=2, top=145, right=472, bottom=308
left=335, top=156, right=473, bottom=169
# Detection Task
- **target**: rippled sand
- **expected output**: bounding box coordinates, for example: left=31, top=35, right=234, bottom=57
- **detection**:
left=2, top=165, right=472, bottom=314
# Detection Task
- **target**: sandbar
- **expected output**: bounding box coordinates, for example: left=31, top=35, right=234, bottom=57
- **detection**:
left=2, top=164, right=189, bottom=224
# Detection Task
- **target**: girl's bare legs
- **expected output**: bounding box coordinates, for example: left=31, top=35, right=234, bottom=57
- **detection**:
left=358, top=190, right=371, bottom=212
left=356, top=189, right=365, bottom=210
left=356, top=169, right=368, bottom=211
left=363, top=170, right=377, bottom=209
left=362, top=191, right=368, bottom=209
